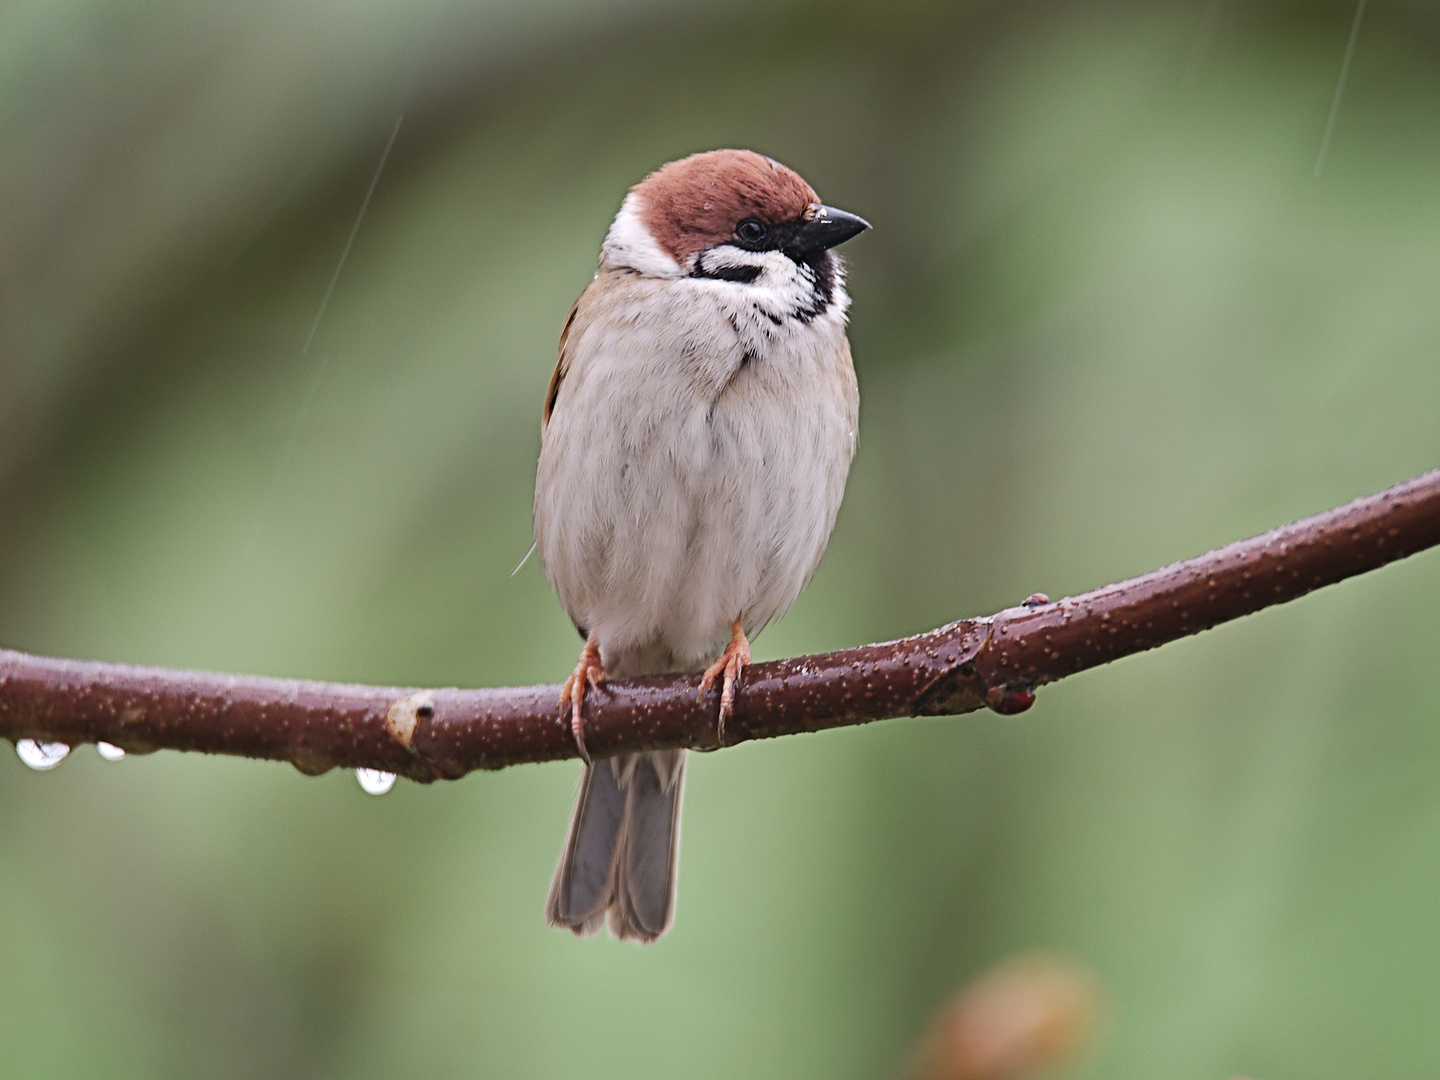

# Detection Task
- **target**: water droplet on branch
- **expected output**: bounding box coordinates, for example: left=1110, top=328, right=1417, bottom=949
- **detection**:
left=356, top=768, right=396, bottom=795
left=97, top=742, right=126, bottom=761
left=16, top=740, right=70, bottom=770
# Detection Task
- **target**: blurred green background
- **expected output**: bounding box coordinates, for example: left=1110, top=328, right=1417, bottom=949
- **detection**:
left=3, top=0, right=1440, bottom=1076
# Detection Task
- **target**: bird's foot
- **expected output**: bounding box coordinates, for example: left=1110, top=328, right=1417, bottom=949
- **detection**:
left=559, top=635, right=605, bottom=765
left=698, top=620, right=751, bottom=746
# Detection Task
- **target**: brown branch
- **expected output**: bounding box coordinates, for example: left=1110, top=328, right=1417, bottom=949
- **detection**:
left=3, top=470, right=1439, bottom=783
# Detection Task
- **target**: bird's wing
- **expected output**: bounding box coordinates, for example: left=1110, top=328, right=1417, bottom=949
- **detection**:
left=542, top=298, right=581, bottom=434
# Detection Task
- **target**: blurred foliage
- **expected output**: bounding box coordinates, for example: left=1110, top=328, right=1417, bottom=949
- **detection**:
left=3, top=0, right=1440, bottom=1076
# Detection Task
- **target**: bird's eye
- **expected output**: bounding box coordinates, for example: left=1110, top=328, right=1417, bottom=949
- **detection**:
left=735, top=219, right=767, bottom=246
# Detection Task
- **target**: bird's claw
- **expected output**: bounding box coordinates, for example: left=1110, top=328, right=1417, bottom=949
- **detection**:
left=698, top=621, right=751, bottom=746
left=560, top=637, right=605, bottom=765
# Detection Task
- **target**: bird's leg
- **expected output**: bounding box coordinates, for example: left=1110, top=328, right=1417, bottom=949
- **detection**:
left=698, top=620, right=751, bottom=745
left=559, top=633, right=605, bottom=765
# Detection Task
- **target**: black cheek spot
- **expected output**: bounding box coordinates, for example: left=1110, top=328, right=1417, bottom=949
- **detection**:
left=708, top=265, right=761, bottom=284
left=692, top=251, right=763, bottom=285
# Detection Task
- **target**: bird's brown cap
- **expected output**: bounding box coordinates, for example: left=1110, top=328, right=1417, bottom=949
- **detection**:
left=633, top=149, right=819, bottom=266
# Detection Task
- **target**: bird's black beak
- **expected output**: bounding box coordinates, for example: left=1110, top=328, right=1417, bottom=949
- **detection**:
left=789, top=205, right=871, bottom=257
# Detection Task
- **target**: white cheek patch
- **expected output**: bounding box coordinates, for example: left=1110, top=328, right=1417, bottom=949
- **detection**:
left=600, top=194, right=684, bottom=278
left=708, top=249, right=828, bottom=322
left=693, top=246, right=782, bottom=282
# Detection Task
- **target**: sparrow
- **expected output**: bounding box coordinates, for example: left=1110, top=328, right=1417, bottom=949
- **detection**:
left=534, top=149, right=868, bottom=941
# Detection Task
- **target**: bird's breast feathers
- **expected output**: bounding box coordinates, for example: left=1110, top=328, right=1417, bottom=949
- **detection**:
left=534, top=269, right=858, bottom=672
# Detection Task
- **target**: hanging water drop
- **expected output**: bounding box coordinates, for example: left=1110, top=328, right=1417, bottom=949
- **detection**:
left=356, top=768, right=396, bottom=795
left=96, top=742, right=126, bottom=761
left=16, top=739, right=70, bottom=770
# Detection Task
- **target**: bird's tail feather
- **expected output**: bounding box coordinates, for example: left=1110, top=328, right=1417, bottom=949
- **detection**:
left=546, top=749, right=685, bottom=943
